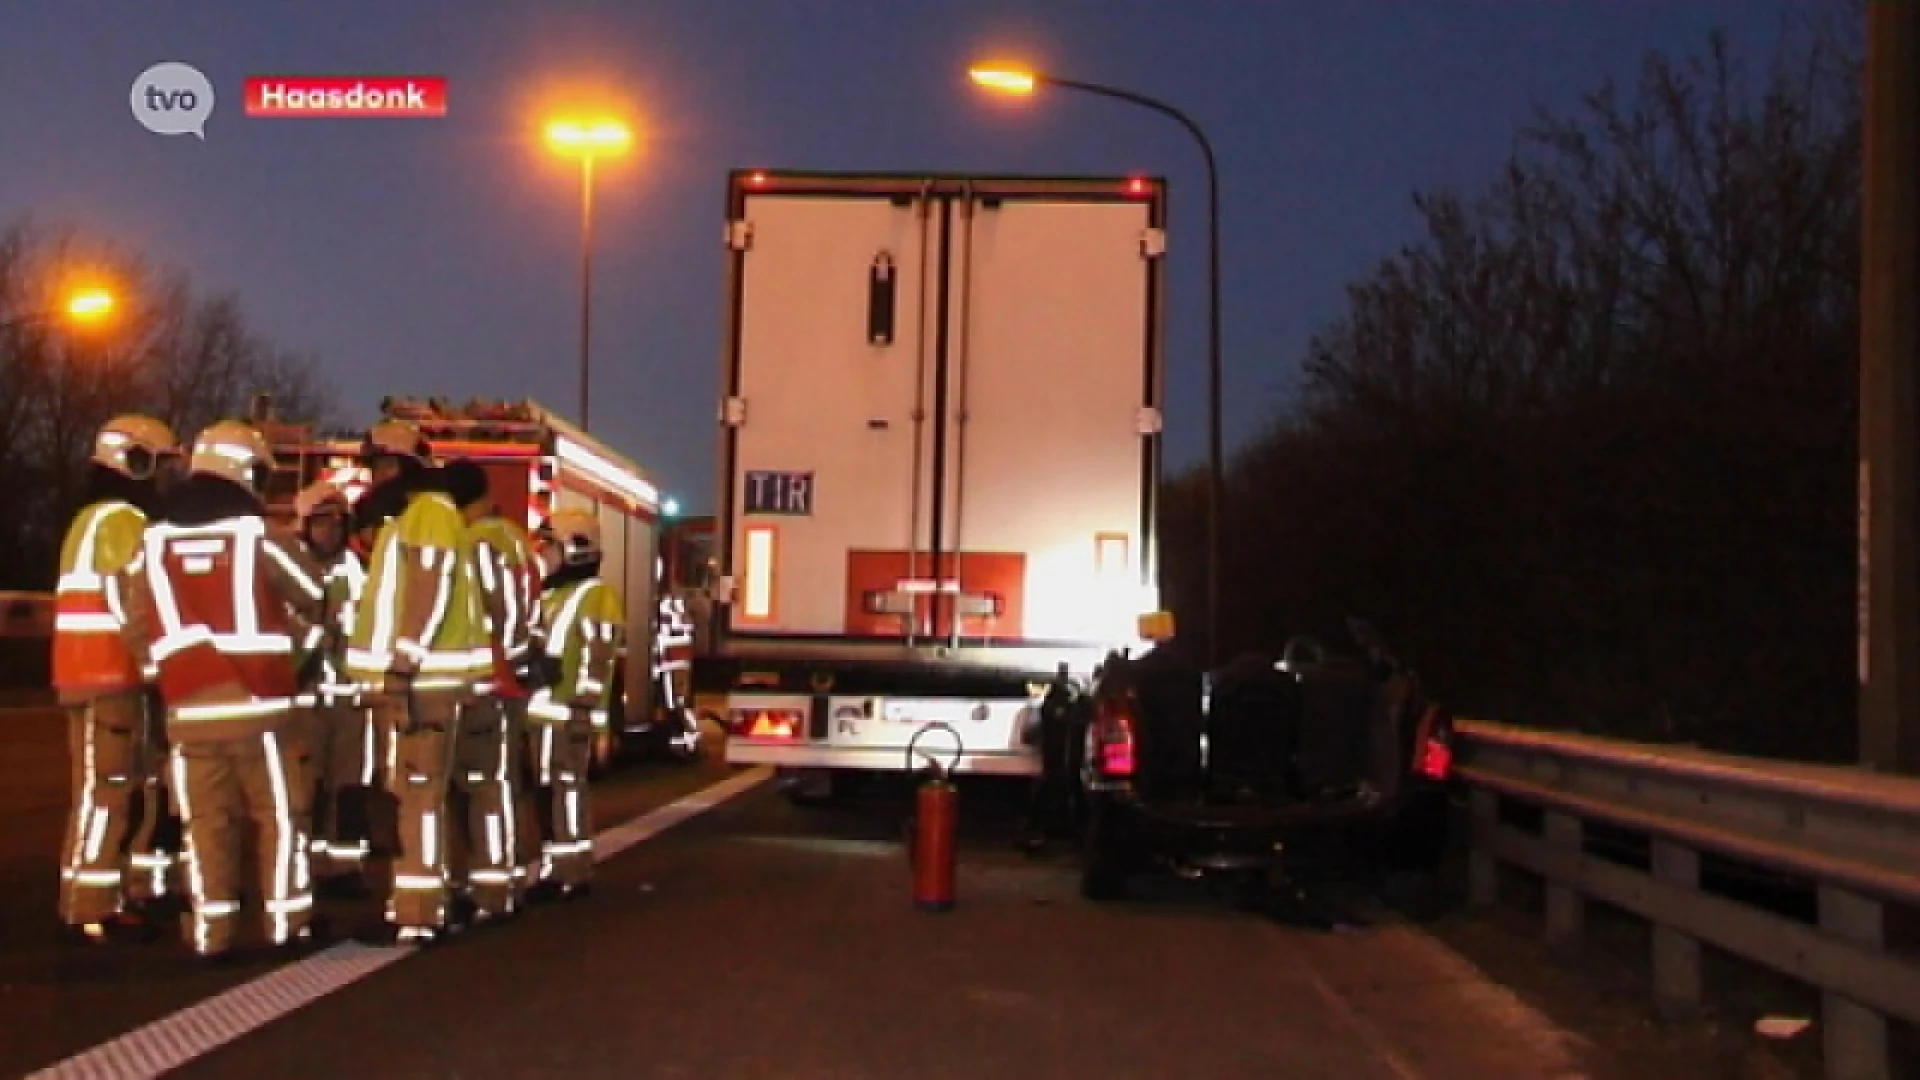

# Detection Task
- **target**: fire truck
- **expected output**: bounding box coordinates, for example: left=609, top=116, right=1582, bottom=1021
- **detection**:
left=260, top=397, right=698, bottom=766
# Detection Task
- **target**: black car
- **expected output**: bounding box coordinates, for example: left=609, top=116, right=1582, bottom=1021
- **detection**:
left=1067, top=618, right=1456, bottom=906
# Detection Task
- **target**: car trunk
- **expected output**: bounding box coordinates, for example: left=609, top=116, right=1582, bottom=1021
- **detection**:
left=1123, top=646, right=1414, bottom=826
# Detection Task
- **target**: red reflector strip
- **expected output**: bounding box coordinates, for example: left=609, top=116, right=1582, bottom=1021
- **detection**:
left=1418, top=739, right=1453, bottom=780
left=742, top=711, right=803, bottom=739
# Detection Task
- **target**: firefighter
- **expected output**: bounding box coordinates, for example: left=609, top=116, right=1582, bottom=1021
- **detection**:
left=524, top=508, right=624, bottom=902
left=290, top=481, right=377, bottom=898
left=441, top=458, right=546, bottom=923
left=344, top=419, right=491, bottom=943
left=119, top=421, right=326, bottom=960
left=54, top=413, right=183, bottom=943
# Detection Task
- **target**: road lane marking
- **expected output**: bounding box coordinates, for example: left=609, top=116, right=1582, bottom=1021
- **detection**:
left=25, top=765, right=773, bottom=1080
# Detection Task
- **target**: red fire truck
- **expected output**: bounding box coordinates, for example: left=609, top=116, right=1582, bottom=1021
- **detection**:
left=262, top=397, right=695, bottom=766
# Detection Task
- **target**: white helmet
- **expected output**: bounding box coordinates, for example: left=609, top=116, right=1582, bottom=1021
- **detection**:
left=92, top=414, right=180, bottom=481
left=294, top=480, right=349, bottom=522
left=189, top=421, right=276, bottom=493
left=545, top=508, right=602, bottom=564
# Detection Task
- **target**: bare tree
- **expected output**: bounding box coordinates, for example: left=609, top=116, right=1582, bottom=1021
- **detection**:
left=1187, top=22, right=1862, bottom=760
left=0, top=215, right=340, bottom=589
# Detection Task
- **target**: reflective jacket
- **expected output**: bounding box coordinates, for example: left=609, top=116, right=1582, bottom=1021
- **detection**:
left=52, top=500, right=148, bottom=700
left=121, top=509, right=325, bottom=742
left=292, top=544, right=365, bottom=704
left=527, top=575, right=624, bottom=728
left=469, top=515, right=539, bottom=698
left=346, top=489, right=490, bottom=695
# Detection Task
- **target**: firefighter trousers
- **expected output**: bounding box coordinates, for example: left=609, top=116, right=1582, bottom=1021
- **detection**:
left=304, top=699, right=377, bottom=879
left=451, top=695, right=522, bottom=916
left=170, top=727, right=315, bottom=956
left=377, top=691, right=460, bottom=931
left=59, top=690, right=171, bottom=925
left=527, top=709, right=596, bottom=887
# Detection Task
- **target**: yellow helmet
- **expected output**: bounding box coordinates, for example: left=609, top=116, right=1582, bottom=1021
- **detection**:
left=360, top=418, right=430, bottom=464
left=189, top=420, right=276, bottom=493
left=546, top=507, right=602, bottom=564
left=92, top=414, right=180, bottom=481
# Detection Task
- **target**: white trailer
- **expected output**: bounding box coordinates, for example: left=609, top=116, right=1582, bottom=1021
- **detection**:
left=696, top=171, right=1168, bottom=784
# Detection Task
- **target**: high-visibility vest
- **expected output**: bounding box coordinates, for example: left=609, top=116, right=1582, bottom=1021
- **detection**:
left=135, top=515, right=310, bottom=725
left=346, top=490, right=491, bottom=693
left=469, top=515, right=539, bottom=698
left=52, top=500, right=148, bottom=694
left=655, top=593, right=694, bottom=682
left=293, top=547, right=366, bottom=703
left=528, top=577, right=625, bottom=728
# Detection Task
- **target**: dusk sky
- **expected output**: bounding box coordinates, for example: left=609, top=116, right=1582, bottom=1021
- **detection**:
left=0, top=1, right=1815, bottom=513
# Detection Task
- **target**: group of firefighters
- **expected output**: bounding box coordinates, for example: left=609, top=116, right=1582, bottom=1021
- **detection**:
left=52, top=411, right=626, bottom=959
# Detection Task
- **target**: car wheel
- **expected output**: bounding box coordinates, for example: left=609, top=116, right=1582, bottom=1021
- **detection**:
left=1080, top=796, right=1129, bottom=901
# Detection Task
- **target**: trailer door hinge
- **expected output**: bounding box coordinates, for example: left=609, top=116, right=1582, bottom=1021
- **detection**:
left=722, top=397, right=747, bottom=427
left=1136, top=407, right=1164, bottom=435
left=726, top=221, right=754, bottom=252
left=1139, top=228, right=1167, bottom=259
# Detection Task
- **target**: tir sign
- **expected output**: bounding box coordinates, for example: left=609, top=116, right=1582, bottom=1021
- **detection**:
left=745, top=470, right=813, bottom=516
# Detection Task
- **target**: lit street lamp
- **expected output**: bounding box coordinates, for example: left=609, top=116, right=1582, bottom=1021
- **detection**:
left=545, top=117, right=634, bottom=432
left=1, top=285, right=118, bottom=334
left=969, top=64, right=1227, bottom=668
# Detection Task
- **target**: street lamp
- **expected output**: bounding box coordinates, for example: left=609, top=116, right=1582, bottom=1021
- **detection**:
left=544, top=117, right=634, bottom=432
left=2, top=285, right=118, bottom=334
left=969, top=64, right=1227, bottom=668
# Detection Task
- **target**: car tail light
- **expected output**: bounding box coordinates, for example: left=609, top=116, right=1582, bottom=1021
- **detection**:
left=1091, top=693, right=1137, bottom=777
left=729, top=708, right=804, bottom=739
left=1413, top=705, right=1454, bottom=781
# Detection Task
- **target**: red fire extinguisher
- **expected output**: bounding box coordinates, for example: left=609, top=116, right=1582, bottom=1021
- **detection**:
left=906, top=722, right=964, bottom=913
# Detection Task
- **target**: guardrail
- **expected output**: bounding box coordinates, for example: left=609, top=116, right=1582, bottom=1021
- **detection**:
left=1456, top=718, right=1920, bottom=1080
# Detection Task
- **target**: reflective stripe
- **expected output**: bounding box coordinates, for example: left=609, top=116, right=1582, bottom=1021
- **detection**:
left=143, top=518, right=296, bottom=670
left=57, top=612, right=121, bottom=632
left=527, top=694, right=569, bottom=723
left=174, top=698, right=294, bottom=722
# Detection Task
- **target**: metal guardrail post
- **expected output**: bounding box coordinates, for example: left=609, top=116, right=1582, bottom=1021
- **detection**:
left=1820, top=885, right=1889, bottom=1080
left=1648, top=839, right=1701, bottom=1019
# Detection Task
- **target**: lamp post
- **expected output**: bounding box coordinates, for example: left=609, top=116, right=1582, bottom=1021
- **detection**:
left=1860, top=0, right=1920, bottom=776
left=544, top=118, right=633, bottom=432
left=969, top=65, right=1225, bottom=668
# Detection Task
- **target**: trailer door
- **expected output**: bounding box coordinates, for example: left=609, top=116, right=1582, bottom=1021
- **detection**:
left=723, top=188, right=938, bottom=641
left=935, top=191, right=1162, bottom=647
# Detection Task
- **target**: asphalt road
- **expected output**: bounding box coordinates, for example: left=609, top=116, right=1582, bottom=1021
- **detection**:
left=16, top=768, right=1585, bottom=1080
left=0, top=706, right=736, bottom=1079
left=3, top=702, right=1847, bottom=1080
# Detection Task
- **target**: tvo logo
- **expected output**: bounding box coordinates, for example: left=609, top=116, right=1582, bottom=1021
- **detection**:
left=131, top=62, right=215, bottom=139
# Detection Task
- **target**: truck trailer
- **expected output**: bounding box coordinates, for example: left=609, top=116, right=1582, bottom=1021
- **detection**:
left=693, top=170, right=1169, bottom=788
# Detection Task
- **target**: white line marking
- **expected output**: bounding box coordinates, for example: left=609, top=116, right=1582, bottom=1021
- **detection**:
left=26, top=765, right=773, bottom=1080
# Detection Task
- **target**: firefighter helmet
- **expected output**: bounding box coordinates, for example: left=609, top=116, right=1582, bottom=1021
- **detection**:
left=92, top=414, right=180, bottom=481
left=189, top=421, right=276, bottom=493
left=545, top=508, right=602, bottom=564
left=294, top=480, right=349, bottom=522
left=360, top=418, right=431, bottom=464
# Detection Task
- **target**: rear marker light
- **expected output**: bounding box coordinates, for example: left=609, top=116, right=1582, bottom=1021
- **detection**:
left=731, top=708, right=804, bottom=739
left=1093, top=695, right=1137, bottom=777
left=1413, top=705, right=1454, bottom=781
